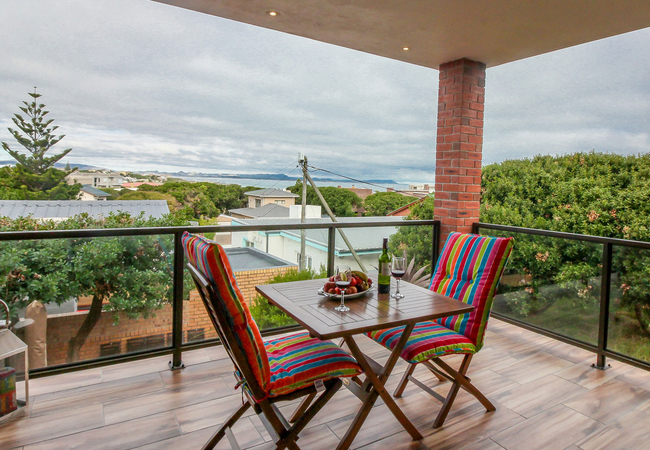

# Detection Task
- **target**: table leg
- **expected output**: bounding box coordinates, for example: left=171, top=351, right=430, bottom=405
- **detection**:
left=337, top=325, right=422, bottom=450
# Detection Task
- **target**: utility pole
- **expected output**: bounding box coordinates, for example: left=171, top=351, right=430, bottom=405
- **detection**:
left=299, top=154, right=307, bottom=271
left=299, top=164, right=367, bottom=272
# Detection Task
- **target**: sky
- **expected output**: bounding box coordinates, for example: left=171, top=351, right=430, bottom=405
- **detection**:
left=0, top=1, right=649, bottom=184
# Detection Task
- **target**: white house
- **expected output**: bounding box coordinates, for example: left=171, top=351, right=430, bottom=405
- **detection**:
left=230, top=216, right=404, bottom=273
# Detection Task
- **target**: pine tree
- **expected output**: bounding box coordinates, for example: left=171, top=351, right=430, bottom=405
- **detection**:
left=2, top=88, right=72, bottom=175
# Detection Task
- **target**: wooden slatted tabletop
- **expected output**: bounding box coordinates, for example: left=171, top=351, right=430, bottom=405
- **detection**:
left=256, top=278, right=473, bottom=340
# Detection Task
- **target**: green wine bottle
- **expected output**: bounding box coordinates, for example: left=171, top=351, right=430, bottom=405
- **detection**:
left=378, top=238, right=391, bottom=294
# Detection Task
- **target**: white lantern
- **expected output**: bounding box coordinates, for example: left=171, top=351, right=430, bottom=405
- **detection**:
left=0, top=299, right=28, bottom=422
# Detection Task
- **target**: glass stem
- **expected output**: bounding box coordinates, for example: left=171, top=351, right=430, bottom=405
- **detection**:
left=396, top=279, right=400, bottom=296
left=340, top=290, right=345, bottom=308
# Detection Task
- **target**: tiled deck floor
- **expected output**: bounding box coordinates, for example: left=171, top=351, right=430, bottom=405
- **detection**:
left=3, top=319, right=650, bottom=449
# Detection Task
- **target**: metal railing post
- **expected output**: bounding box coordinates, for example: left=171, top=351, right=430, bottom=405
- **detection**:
left=170, top=231, right=185, bottom=370
left=431, top=221, right=440, bottom=273
left=594, top=242, right=613, bottom=370
left=327, top=226, right=336, bottom=277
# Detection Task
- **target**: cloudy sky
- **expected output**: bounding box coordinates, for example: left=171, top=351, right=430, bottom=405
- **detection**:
left=1, top=1, right=649, bottom=183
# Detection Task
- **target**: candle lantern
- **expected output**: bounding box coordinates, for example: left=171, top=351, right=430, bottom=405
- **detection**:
left=0, top=299, right=28, bottom=422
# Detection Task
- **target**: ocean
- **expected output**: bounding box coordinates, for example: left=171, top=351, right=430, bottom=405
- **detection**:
left=176, top=176, right=412, bottom=191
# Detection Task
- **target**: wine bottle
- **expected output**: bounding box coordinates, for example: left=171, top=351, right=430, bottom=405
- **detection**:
left=378, top=238, right=391, bottom=294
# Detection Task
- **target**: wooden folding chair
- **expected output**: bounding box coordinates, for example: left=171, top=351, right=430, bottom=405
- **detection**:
left=182, top=232, right=362, bottom=450
left=367, top=232, right=514, bottom=428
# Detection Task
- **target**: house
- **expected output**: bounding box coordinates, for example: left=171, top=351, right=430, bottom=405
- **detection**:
left=387, top=197, right=426, bottom=217
left=0, top=200, right=170, bottom=221
left=340, top=185, right=373, bottom=201
left=229, top=203, right=291, bottom=219
left=229, top=204, right=321, bottom=220
left=231, top=216, right=404, bottom=270
left=66, top=171, right=124, bottom=188
left=78, top=185, right=110, bottom=201
left=244, top=188, right=299, bottom=208
left=121, top=181, right=162, bottom=190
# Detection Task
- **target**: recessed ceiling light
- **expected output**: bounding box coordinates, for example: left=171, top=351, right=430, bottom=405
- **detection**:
left=267, top=11, right=278, bottom=17
left=402, top=47, right=410, bottom=51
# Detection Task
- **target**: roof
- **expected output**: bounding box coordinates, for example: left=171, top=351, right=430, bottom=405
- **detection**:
left=225, top=247, right=295, bottom=271
left=156, top=1, right=650, bottom=69
left=231, top=216, right=405, bottom=253
left=79, top=185, right=110, bottom=197
left=0, top=200, right=170, bottom=220
left=244, top=188, right=299, bottom=198
left=387, top=198, right=425, bottom=216
left=229, top=203, right=290, bottom=218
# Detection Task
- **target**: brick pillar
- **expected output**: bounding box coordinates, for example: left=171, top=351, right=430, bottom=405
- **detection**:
left=435, top=58, right=486, bottom=245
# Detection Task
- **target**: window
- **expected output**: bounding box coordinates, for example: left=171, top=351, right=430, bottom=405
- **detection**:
left=296, top=253, right=313, bottom=269
left=274, top=200, right=285, bottom=205
left=243, top=238, right=254, bottom=248
left=255, top=199, right=262, bottom=207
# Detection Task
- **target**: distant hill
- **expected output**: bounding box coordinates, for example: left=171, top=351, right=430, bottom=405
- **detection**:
left=0, top=161, right=99, bottom=171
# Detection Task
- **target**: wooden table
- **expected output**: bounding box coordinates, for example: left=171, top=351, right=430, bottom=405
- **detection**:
left=256, top=278, right=473, bottom=449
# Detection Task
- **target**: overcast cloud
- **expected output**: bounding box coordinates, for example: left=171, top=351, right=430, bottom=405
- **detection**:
left=0, top=1, right=649, bottom=183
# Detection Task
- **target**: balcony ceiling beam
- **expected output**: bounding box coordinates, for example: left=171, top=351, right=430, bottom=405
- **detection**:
left=153, top=0, right=650, bottom=69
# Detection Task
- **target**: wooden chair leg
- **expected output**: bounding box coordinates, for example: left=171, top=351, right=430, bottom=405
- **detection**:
left=202, top=402, right=251, bottom=450
left=430, top=354, right=495, bottom=428
left=433, top=355, right=495, bottom=412
left=393, top=363, right=415, bottom=397
left=290, top=392, right=316, bottom=423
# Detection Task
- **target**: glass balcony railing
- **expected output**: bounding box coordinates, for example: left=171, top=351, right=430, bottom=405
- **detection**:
left=476, top=222, right=650, bottom=370
left=3, top=219, right=650, bottom=378
left=0, top=219, right=437, bottom=377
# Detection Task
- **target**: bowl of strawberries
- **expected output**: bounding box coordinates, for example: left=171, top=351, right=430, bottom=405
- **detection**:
left=318, top=270, right=374, bottom=299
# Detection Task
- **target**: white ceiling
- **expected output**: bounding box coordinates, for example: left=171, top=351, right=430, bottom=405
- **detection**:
left=154, top=0, right=650, bottom=69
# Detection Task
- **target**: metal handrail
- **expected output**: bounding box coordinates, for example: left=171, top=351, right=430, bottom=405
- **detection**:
left=12, top=219, right=438, bottom=377
left=474, top=221, right=650, bottom=372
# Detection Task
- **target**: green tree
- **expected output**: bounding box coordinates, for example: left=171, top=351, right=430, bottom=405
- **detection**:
left=2, top=88, right=72, bottom=175
left=287, top=180, right=362, bottom=217
left=481, top=152, right=650, bottom=328
left=118, top=190, right=180, bottom=210
left=0, top=211, right=192, bottom=362
left=0, top=165, right=80, bottom=200
left=139, top=182, right=247, bottom=218
left=364, top=192, right=414, bottom=216
left=388, top=197, right=435, bottom=268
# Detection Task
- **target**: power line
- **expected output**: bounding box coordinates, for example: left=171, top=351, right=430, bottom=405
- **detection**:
left=306, top=164, right=393, bottom=191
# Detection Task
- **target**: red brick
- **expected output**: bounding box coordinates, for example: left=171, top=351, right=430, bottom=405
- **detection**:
left=445, top=117, right=462, bottom=126
left=468, top=135, right=483, bottom=144
left=444, top=134, right=461, bottom=143
left=469, top=102, right=484, bottom=111
left=458, top=176, right=474, bottom=184
left=468, top=119, right=484, bottom=128
left=460, top=125, right=477, bottom=135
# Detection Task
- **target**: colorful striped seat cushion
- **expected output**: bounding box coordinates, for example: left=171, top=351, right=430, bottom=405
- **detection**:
left=430, top=232, right=514, bottom=350
left=265, top=331, right=363, bottom=397
left=367, top=322, right=477, bottom=364
left=182, top=232, right=271, bottom=396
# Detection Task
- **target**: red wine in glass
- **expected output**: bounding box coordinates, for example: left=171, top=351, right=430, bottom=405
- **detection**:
left=391, top=269, right=406, bottom=279
left=334, top=265, right=352, bottom=312
left=391, top=256, right=406, bottom=299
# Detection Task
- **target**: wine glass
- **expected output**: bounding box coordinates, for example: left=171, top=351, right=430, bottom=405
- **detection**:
left=334, top=265, right=352, bottom=312
left=391, top=256, right=406, bottom=299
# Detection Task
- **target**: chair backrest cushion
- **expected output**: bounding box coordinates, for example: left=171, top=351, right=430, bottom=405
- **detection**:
left=182, top=232, right=271, bottom=394
left=430, top=232, right=514, bottom=349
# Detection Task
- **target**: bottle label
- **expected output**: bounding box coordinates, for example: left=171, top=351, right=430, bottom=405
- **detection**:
left=380, top=263, right=390, bottom=277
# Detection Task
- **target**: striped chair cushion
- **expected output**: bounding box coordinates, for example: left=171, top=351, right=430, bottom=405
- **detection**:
left=431, top=232, right=514, bottom=350
left=367, top=322, right=477, bottom=364
left=265, top=331, right=362, bottom=397
left=182, top=232, right=271, bottom=395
